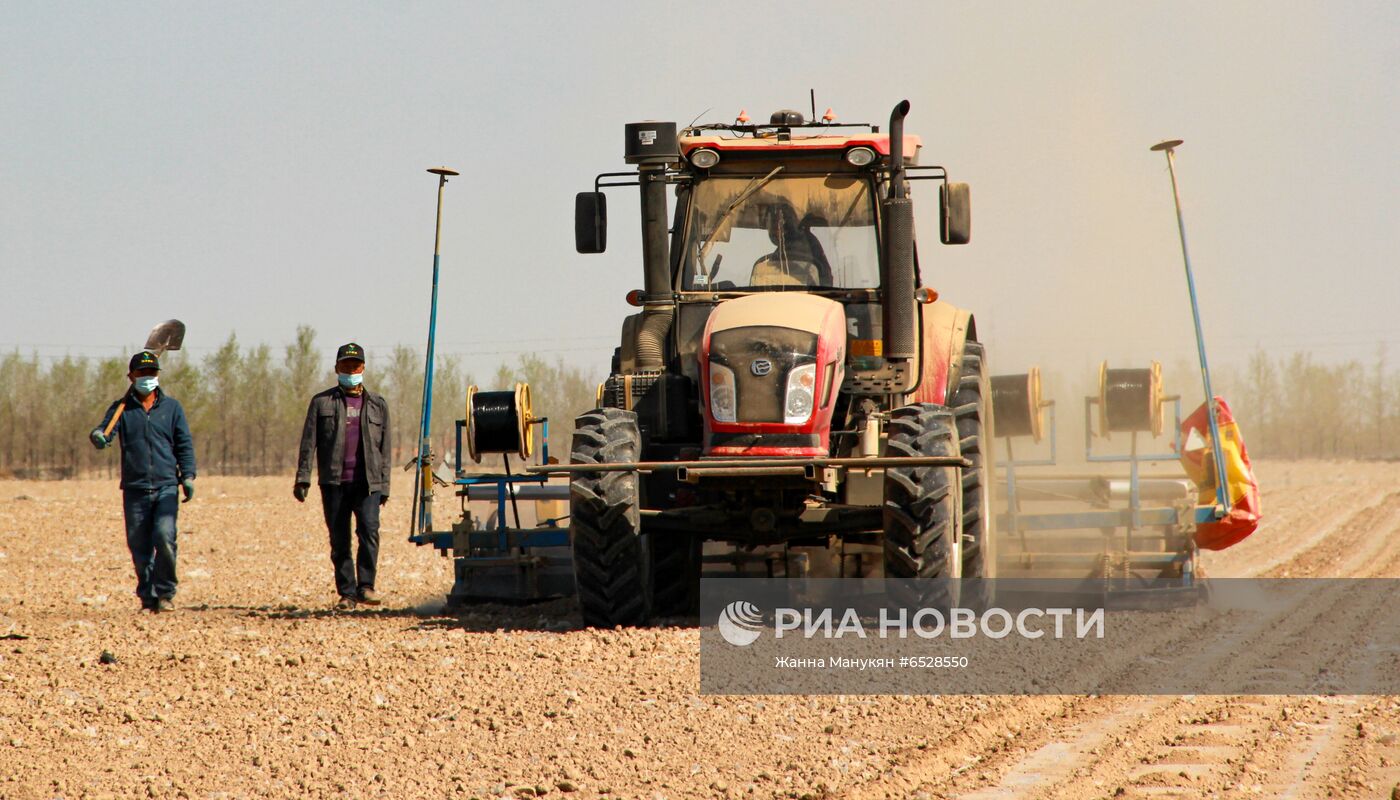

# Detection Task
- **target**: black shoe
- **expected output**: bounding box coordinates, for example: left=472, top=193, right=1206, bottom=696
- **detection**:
left=154, top=598, right=175, bottom=613
left=334, top=596, right=357, bottom=610
left=140, top=598, right=156, bottom=612
left=356, top=588, right=381, bottom=606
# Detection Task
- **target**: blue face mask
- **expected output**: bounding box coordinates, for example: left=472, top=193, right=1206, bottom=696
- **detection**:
left=338, top=372, right=363, bottom=389
left=133, top=376, right=159, bottom=396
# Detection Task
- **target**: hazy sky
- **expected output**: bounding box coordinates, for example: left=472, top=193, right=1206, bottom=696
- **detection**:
left=4, top=2, right=1398, bottom=385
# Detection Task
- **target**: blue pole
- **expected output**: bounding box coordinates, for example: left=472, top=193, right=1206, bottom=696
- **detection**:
left=1152, top=141, right=1229, bottom=514
left=414, top=167, right=459, bottom=539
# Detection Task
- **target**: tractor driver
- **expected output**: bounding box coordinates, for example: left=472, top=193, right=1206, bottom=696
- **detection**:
left=749, top=202, right=832, bottom=287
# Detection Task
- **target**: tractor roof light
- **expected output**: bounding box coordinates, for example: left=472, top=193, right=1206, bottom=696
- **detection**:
left=845, top=146, right=876, bottom=167
left=690, top=148, right=721, bottom=169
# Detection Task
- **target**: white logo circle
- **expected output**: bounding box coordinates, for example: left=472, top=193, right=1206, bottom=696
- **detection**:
left=717, top=600, right=764, bottom=646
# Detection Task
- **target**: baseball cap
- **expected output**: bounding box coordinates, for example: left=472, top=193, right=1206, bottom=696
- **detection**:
left=336, top=342, right=365, bottom=363
left=128, top=351, right=161, bottom=372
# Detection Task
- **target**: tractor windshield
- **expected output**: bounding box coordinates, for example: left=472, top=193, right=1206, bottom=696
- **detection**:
left=682, top=175, right=879, bottom=291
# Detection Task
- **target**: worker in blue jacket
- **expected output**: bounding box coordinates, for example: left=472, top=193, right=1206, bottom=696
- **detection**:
left=89, top=350, right=197, bottom=613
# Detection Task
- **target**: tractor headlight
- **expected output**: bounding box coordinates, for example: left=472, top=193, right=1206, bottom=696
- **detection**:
left=709, top=362, right=736, bottom=423
left=690, top=148, right=721, bottom=169
left=845, top=146, right=876, bottom=167
left=784, top=363, right=816, bottom=424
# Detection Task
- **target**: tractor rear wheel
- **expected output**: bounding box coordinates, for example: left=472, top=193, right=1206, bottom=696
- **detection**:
left=883, top=405, right=961, bottom=595
left=950, top=341, right=995, bottom=605
left=570, top=408, right=649, bottom=627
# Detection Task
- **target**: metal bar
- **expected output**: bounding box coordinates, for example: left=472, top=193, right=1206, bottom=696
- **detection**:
left=456, top=473, right=549, bottom=485
left=464, top=484, right=569, bottom=501
left=1154, top=140, right=1230, bottom=514
left=679, top=465, right=809, bottom=482
left=1002, top=472, right=1190, bottom=482
left=525, top=455, right=970, bottom=475
left=996, top=507, right=1181, bottom=531
left=1128, top=431, right=1139, bottom=536
left=455, top=419, right=464, bottom=475
left=465, top=530, right=571, bottom=550
left=593, top=171, right=638, bottom=192
left=503, top=454, right=523, bottom=534
left=413, top=168, right=456, bottom=539
left=495, top=479, right=508, bottom=552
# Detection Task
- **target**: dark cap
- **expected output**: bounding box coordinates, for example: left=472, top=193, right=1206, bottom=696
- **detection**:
left=128, top=350, right=161, bottom=372
left=335, top=342, right=365, bottom=363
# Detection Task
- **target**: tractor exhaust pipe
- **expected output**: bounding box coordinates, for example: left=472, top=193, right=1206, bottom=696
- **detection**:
left=882, top=100, right=917, bottom=362
left=637, top=164, right=674, bottom=367
left=626, top=121, right=680, bottom=369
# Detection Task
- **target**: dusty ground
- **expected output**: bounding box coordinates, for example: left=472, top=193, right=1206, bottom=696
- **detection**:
left=0, top=461, right=1397, bottom=799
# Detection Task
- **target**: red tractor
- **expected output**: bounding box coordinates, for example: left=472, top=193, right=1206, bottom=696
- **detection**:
left=565, top=101, right=991, bottom=626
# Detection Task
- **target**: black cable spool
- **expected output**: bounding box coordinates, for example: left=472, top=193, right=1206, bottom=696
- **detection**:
left=1097, top=361, right=1163, bottom=438
left=465, top=383, right=534, bottom=462
left=990, top=367, right=1045, bottom=442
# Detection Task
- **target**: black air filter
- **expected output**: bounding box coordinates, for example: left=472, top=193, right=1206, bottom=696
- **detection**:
left=624, top=121, right=679, bottom=165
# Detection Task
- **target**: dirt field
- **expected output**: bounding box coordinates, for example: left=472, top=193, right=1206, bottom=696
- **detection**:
left=1, top=461, right=1397, bottom=799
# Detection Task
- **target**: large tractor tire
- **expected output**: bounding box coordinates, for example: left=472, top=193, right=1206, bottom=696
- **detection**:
left=950, top=341, right=996, bottom=605
left=883, top=405, right=961, bottom=595
left=570, top=408, right=649, bottom=627
left=650, top=534, right=702, bottom=618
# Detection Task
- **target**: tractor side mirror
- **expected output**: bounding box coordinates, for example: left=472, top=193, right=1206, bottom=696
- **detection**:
left=575, top=192, right=608, bottom=254
left=940, top=182, right=971, bottom=245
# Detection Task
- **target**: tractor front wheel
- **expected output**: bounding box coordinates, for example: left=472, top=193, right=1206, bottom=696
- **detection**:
left=883, top=404, right=962, bottom=594
left=570, top=408, right=649, bottom=627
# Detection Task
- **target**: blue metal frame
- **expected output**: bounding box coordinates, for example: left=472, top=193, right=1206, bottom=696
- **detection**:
left=410, top=417, right=571, bottom=552
left=998, top=397, right=1202, bottom=590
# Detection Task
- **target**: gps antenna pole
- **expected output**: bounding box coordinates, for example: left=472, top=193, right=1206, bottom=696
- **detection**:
left=1152, top=140, right=1229, bottom=515
left=412, top=167, right=460, bottom=540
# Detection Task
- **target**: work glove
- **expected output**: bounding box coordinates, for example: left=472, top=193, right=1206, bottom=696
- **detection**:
left=293, top=483, right=309, bottom=503
left=181, top=478, right=195, bottom=503
left=379, top=494, right=389, bottom=507
left=89, top=429, right=108, bottom=450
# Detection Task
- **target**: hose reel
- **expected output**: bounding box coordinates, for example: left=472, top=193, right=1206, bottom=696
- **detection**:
left=465, top=382, right=534, bottom=462
left=991, top=367, right=1050, bottom=442
left=1096, top=361, right=1164, bottom=439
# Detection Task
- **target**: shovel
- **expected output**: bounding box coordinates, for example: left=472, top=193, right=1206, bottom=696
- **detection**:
left=101, top=320, right=186, bottom=437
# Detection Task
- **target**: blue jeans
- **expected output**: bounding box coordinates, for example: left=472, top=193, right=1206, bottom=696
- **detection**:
left=122, top=486, right=180, bottom=604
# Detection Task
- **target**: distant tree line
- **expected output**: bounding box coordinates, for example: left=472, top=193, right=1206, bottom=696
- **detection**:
left=1218, top=348, right=1394, bottom=461
left=0, top=326, right=603, bottom=479
left=1, top=335, right=1392, bottom=478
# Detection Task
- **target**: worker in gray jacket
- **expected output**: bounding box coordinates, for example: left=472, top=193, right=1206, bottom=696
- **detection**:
left=293, top=343, right=392, bottom=609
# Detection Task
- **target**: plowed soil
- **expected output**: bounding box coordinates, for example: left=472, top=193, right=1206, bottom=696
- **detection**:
left=0, top=461, right=1397, bottom=799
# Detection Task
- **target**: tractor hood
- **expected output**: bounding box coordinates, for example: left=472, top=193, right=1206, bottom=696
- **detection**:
left=700, top=294, right=847, bottom=457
